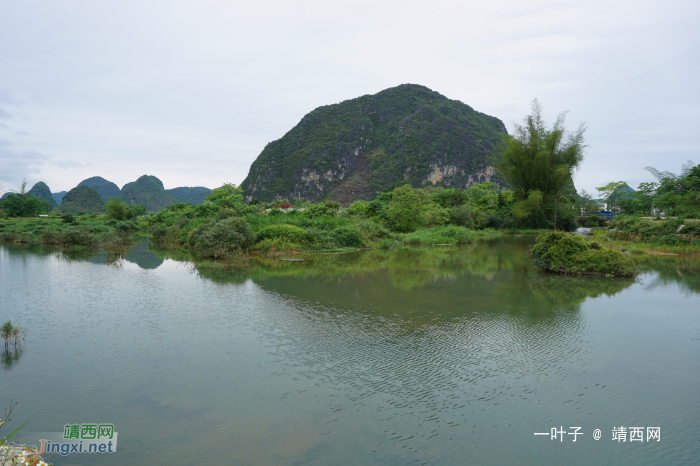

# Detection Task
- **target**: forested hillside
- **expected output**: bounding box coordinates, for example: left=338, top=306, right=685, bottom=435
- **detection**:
left=241, top=84, right=506, bottom=204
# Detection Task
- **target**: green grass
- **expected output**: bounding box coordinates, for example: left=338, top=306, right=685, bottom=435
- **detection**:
left=398, top=225, right=476, bottom=245
left=590, top=223, right=700, bottom=255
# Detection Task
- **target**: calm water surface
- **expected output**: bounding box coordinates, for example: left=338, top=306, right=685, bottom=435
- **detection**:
left=1, top=237, right=699, bottom=465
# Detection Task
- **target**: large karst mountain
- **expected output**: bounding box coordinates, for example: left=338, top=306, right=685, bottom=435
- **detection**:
left=241, top=84, right=507, bottom=204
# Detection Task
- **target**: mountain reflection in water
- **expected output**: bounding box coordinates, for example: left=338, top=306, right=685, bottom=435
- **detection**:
left=1, top=236, right=698, bottom=465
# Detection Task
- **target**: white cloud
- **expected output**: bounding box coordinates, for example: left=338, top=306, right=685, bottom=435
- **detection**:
left=0, top=0, right=698, bottom=194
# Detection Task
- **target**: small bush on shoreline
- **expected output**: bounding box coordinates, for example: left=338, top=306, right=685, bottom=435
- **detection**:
left=189, top=217, right=255, bottom=259
left=531, top=231, right=636, bottom=277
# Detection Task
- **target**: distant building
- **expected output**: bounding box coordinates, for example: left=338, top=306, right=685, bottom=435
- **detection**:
left=593, top=185, right=636, bottom=216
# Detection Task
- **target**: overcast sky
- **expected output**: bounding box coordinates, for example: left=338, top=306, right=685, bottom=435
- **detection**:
left=1, top=0, right=698, bottom=196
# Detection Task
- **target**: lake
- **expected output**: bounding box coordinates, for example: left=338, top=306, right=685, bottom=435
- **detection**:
left=1, top=237, right=699, bottom=465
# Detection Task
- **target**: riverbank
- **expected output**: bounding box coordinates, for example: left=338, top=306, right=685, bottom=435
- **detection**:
left=0, top=215, right=546, bottom=262
left=0, top=216, right=144, bottom=253
left=588, top=218, right=700, bottom=256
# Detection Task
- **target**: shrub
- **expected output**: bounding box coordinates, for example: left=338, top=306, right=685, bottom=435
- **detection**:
left=432, top=188, right=469, bottom=208
left=682, top=220, right=700, bottom=236
left=448, top=206, right=474, bottom=228
left=102, top=232, right=135, bottom=254
left=387, top=185, right=447, bottom=232
left=150, top=224, right=171, bottom=242
left=115, top=221, right=138, bottom=232
left=189, top=217, right=255, bottom=258
left=1, top=320, right=25, bottom=348
left=355, top=220, right=392, bottom=242
left=304, top=228, right=335, bottom=247
left=193, top=202, right=221, bottom=218
left=330, top=227, right=365, bottom=248
left=348, top=200, right=369, bottom=216
left=304, top=201, right=341, bottom=219
left=62, top=214, right=75, bottom=224
left=40, top=230, right=61, bottom=244
left=366, top=199, right=387, bottom=217
left=105, top=198, right=128, bottom=220
left=59, top=227, right=97, bottom=247
left=216, top=208, right=237, bottom=221
left=256, top=224, right=308, bottom=244
left=378, top=238, right=398, bottom=249
left=558, top=214, right=578, bottom=232
left=530, top=231, right=636, bottom=276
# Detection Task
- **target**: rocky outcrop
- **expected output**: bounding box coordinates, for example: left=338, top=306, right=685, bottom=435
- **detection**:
left=241, top=84, right=507, bottom=204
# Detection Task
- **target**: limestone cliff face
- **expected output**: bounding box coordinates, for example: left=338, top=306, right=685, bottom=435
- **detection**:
left=241, top=84, right=506, bottom=204
left=424, top=165, right=499, bottom=188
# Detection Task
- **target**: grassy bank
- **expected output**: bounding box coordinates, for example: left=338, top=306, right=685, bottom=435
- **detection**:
left=0, top=215, right=144, bottom=253
left=590, top=217, right=700, bottom=255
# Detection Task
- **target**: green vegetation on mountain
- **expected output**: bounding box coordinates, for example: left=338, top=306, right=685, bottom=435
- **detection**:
left=167, top=186, right=211, bottom=204
left=56, top=186, right=105, bottom=214
left=52, top=191, right=67, bottom=205
left=120, top=175, right=177, bottom=212
left=27, top=181, right=58, bottom=208
left=78, top=176, right=120, bottom=202
left=241, top=84, right=506, bottom=204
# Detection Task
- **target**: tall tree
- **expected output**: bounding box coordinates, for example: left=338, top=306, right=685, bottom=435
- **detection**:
left=645, top=161, right=698, bottom=216
left=497, top=100, right=586, bottom=200
left=496, top=99, right=586, bottom=228
left=105, top=197, right=129, bottom=220
left=10, top=179, right=29, bottom=196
